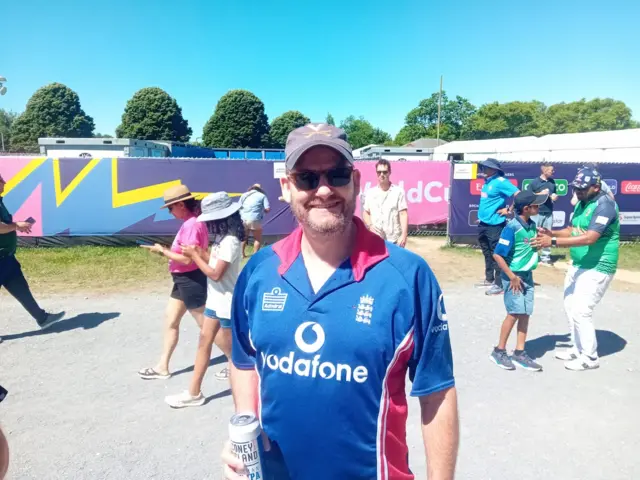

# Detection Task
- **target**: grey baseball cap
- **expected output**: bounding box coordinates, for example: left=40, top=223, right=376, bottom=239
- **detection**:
left=285, top=123, right=354, bottom=170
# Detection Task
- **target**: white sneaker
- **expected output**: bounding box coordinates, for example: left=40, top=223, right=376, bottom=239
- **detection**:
left=555, top=349, right=579, bottom=361
left=565, top=355, right=600, bottom=371
left=165, top=391, right=205, bottom=408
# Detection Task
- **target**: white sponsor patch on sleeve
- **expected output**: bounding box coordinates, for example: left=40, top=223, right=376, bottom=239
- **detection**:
left=595, top=215, right=609, bottom=225
left=499, top=238, right=511, bottom=246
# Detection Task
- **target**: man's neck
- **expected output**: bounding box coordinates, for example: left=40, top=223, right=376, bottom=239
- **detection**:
left=379, top=182, right=391, bottom=192
left=540, top=174, right=549, bottom=181
left=301, top=222, right=356, bottom=268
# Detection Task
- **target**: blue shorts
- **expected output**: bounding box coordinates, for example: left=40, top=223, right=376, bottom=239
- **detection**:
left=501, top=271, right=534, bottom=316
left=204, top=308, right=231, bottom=328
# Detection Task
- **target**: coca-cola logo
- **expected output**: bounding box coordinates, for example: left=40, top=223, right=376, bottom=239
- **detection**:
left=621, top=181, right=640, bottom=194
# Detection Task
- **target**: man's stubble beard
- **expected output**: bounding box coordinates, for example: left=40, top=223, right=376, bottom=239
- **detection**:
left=291, top=193, right=357, bottom=236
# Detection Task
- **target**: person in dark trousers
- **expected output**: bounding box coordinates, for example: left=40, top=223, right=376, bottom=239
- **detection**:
left=476, top=159, right=520, bottom=296
left=0, top=174, right=65, bottom=343
left=527, top=162, right=557, bottom=264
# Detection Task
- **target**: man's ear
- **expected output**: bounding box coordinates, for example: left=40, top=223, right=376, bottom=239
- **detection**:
left=352, top=169, right=361, bottom=192
left=279, top=177, right=292, bottom=203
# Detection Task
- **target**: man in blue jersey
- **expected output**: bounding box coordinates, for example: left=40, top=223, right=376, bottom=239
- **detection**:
left=222, top=124, right=459, bottom=480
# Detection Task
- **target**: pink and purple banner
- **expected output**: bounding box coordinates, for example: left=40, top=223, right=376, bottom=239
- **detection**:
left=0, top=157, right=450, bottom=238
left=356, top=161, right=450, bottom=225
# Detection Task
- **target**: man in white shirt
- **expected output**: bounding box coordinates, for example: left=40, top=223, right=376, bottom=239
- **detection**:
left=362, top=159, right=409, bottom=247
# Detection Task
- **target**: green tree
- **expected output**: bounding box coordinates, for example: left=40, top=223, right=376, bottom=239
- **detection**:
left=462, top=101, right=547, bottom=139
left=0, top=109, right=18, bottom=151
left=394, top=124, right=428, bottom=145
left=339, top=116, right=391, bottom=149
left=269, top=110, right=310, bottom=148
left=405, top=92, right=476, bottom=141
left=116, top=87, right=191, bottom=142
left=326, top=113, right=335, bottom=126
left=202, top=90, right=270, bottom=148
left=10, top=83, right=94, bottom=152
left=545, top=98, right=639, bottom=134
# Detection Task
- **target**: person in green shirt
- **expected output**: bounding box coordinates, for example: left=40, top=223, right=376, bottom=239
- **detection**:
left=0, top=173, right=64, bottom=343
left=490, top=189, right=548, bottom=372
left=533, top=167, right=619, bottom=371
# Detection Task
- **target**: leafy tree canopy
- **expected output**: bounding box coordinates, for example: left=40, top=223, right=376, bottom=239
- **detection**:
left=269, top=110, right=310, bottom=148
left=202, top=90, right=270, bottom=148
left=339, top=115, right=391, bottom=149
left=10, top=83, right=94, bottom=152
left=116, top=87, right=191, bottom=142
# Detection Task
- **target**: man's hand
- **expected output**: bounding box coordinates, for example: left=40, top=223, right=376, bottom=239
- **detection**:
left=509, top=276, right=523, bottom=294
left=221, top=434, right=271, bottom=479
left=551, top=193, right=558, bottom=202
left=531, top=235, right=551, bottom=249
left=537, top=226, right=553, bottom=237
left=221, top=440, right=247, bottom=479
left=497, top=208, right=509, bottom=216
left=398, top=235, right=407, bottom=248
left=15, top=221, right=32, bottom=234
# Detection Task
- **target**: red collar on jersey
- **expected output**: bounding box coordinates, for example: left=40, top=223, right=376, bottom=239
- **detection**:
left=272, top=216, right=389, bottom=282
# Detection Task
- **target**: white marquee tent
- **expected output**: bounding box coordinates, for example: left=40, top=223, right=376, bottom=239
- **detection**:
left=432, top=129, right=640, bottom=164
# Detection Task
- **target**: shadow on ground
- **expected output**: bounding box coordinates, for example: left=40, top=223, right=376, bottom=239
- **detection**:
left=172, top=355, right=227, bottom=377
left=1, top=312, right=120, bottom=341
left=526, top=330, right=627, bottom=359
left=205, top=388, right=231, bottom=404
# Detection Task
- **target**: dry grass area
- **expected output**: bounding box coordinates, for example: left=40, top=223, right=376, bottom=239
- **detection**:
left=4, top=239, right=639, bottom=295
left=406, top=237, right=640, bottom=294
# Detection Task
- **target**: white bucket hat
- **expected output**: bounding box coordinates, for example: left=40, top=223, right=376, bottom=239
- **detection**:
left=197, top=192, right=240, bottom=222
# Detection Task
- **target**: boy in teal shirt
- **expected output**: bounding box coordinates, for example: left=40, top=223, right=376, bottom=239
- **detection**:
left=490, top=190, right=548, bottom=371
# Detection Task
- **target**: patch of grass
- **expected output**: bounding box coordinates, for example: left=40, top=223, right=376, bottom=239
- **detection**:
left=442, top=243, right=640, bottom=271
left=439, top=244, right=483, bottom=259
left=11, top=244, right=258, bottom=293
left=15, top=246, right=168, bottom=292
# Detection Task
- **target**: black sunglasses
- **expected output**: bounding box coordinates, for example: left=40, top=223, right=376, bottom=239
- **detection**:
left=288, top=167, right=353, bottom=191
left=376, top=170, right=389, bottom=176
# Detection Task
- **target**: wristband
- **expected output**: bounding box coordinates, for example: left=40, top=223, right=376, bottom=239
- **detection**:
left=551, top=237, right=557, bottom=247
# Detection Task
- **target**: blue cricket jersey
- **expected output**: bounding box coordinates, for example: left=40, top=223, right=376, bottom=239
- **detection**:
left=231, top=218, right=455, bottom=480
left=478, top=174, right=519, bottom=225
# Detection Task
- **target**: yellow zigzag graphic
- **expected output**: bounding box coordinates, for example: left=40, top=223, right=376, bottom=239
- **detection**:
left=52, top=158, right=101, bottom=207
left=3, top=156, right=242, bottom=209
left=110, top=158, right=241, bottom=208
left=3, top=158, right=47, bottom=195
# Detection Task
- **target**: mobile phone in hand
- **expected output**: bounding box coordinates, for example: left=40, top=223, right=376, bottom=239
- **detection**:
left=25, top=217, right=36, bottom=224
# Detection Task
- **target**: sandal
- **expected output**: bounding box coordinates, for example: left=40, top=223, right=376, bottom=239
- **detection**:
left=138, top=367, right=171, bottom=380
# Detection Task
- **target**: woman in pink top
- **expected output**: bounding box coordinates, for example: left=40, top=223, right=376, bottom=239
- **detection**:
left=138, top=185, right=209, bottom=380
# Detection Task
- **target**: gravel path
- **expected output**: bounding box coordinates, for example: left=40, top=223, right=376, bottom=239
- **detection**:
left=1, top=281, right=638, bottom=479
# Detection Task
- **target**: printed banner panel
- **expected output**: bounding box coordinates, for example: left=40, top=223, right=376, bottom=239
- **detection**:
left=448, top=162, right=640, bottom=237
left=0, top=157, right=450, bottom=238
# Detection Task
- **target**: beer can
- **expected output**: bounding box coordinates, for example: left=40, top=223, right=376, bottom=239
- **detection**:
left=229, top=412, right=264, bottom=479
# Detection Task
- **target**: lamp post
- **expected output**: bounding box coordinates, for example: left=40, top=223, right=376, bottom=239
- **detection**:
left=0, top=76, right=6, bottom=151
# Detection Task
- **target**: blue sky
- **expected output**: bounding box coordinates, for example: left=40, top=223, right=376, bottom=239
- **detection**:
left=2, top=0, right=639, bottom=139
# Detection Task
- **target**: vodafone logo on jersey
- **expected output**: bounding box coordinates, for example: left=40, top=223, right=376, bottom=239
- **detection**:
left=621, top=181, right=640, bottom=194
left=261, top=322, right=369, bottom=383
left=431, top=294, right=449, bottom=334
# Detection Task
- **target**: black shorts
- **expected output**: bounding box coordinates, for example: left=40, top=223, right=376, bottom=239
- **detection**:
left=170, top=269, right=207, bottom=310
